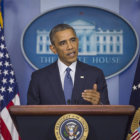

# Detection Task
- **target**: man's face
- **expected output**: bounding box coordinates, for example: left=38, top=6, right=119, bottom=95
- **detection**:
left=50, top=29, right=79, bottom=66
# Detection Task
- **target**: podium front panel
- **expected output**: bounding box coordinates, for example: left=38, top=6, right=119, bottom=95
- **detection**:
left=9, top=105, right=135, bottom=140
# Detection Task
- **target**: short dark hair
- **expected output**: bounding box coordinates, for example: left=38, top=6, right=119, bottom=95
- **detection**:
left=49, top=24, right=76, bottom=45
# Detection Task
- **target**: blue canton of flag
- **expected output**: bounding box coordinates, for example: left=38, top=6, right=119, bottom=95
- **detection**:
left=0, top=26, right=19, bottom=110
left=129, top=56, right=140, bottom=109
left=0, top=25, right=21, bottom=139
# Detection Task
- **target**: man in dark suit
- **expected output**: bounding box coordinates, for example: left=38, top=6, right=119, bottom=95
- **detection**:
left=27, top=24, right=110, bottom=105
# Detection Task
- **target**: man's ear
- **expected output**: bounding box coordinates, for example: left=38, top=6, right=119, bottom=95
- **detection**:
left=50, top=45, right=57, bottom=54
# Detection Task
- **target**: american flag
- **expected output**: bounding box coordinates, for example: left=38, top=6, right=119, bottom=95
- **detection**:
left=130, top=127, right=140, bottom=140
left=129, top=56, right=140, bottom=109
left=0, top=22, right=21, bottom=139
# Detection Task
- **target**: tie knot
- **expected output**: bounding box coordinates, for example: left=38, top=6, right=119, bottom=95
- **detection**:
left=66, top=67, right=71, bottom=73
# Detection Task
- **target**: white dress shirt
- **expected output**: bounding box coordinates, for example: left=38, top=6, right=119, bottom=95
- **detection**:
left=57, top=59, right=77, bottom=90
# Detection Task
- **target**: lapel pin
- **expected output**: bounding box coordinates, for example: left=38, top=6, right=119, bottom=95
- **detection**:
left=80, top=76, right=84, bottom=79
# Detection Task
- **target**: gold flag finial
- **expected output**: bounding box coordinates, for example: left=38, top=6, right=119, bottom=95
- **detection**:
left=0, top=0, right=3, bottom=28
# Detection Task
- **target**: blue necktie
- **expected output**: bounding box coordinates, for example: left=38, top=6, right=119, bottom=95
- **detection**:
left=64, top=67, right=73, bottom=104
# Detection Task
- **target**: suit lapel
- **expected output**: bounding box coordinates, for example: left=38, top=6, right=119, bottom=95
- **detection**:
left=71, top=61, right=86, bottom=104
left=48, top=62, right=66, bottom=104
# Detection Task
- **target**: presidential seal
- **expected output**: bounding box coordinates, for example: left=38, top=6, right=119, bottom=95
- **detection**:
left=55, top=114, right=89, bottom=140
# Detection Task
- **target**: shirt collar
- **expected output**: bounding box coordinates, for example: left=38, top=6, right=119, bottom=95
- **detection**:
left=57, top=59, right=77, bottom=74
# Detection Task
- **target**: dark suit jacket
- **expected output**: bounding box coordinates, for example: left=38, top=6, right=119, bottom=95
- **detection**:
left=27, top=60, right=110, bottom=105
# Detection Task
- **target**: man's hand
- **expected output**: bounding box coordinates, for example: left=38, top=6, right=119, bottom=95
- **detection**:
left=82, top=84, right=100, bottom=105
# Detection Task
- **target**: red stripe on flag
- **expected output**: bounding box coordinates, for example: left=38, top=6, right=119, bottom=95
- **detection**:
left=19, top=135, right=22, bottom=140
left=0, top=117, right=12, bottom=140
left=131, top=131, right=139, bottom=140
left=133, top=133, right=140, bottom=140
left=6, top=101, right=22, bottom=140
left=6, top=100, right=14, bottom=109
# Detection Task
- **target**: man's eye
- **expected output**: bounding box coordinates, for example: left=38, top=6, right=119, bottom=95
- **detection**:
left=71, top=38, right=76, bottom=42
left=59, top=41, right=66, bottom=46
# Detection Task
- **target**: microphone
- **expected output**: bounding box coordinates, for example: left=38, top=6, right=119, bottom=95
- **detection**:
left=67, top=99, right=71, bottom=105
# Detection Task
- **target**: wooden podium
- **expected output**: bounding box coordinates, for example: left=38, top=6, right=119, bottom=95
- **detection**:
left=9, top=105, right=135, bottom=140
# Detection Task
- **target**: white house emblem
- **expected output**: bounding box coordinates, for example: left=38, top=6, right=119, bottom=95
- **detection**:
left=21, top=6, right=138, bottom=79
left=36, top=20, right=123, bottom=56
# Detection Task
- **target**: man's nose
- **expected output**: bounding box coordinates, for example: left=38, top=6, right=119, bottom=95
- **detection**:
left=67, top=41, right=73, bottom=49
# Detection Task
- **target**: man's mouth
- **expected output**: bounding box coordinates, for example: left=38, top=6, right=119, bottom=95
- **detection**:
left=67, top=51, right=75, bottom=57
